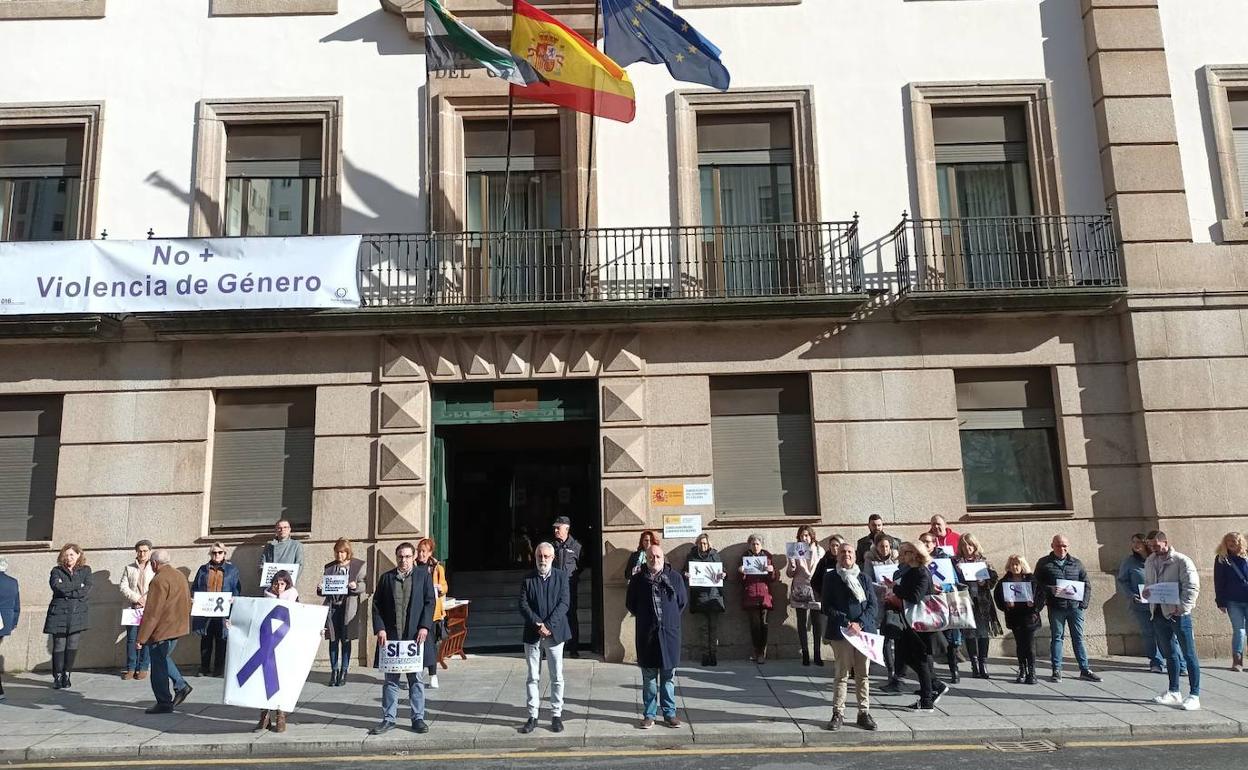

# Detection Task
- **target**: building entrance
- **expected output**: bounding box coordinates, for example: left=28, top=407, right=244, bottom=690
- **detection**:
left=431, top=381, right=599, bottom=652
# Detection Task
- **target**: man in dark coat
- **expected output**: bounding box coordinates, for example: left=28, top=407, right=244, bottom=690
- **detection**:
left=518, top=542, right=571, bottom=734
left=0, top=557, right=19, bottom=702
left=625, top=544, right=687, bottom=729
left=370, top=542, right=436, bottom=736
left=821, top=542, right=879, bottom=732
left=551, top=516, right=583, bottom=657
left=1035, top=534, right=1101, bottom=683
left=855, top=515, right=900, bottom=567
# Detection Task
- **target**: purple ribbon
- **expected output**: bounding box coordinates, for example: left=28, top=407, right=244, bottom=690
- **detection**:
left=928, top=561, right=950, bottom=584
left=235, top=604, right=290, bottom=698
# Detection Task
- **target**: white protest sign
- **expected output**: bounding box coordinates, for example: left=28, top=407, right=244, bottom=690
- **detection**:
left=224, top=597, right=327, bottom=712
left=260, top=563, right=300, bottom=588
left=843, top=628, right=886, bottom=666
left=689, top=561, right=725, bottom=588
left=1053, top=579, right=1086, bottom=602
left=1142, top=582, right=1181, bottom=605
left=872, top=563, right=900, bottom=585
left=120, top=608, right=144, bottom=626
left=1002, top=581, right=1034, bottom=603
left=742, top=556, right=769, bottom=575
left=378, top=640, right=425, bottom=674
left=662, top=515, right=702, bottom=539
left=683, top=484, right=714, bottom=506
left=0, top=236, right=362, bottom=315
left=928, top=558, right=957, bottom=587
left=192, top=592, right=234, bottom=618
left=785, top=542, right=810, bottom=561
left=933, top=546, right=956, bottom=559
left=957, top=561, right=989, bottom=582
left=320, top=575, right=348, bottom=596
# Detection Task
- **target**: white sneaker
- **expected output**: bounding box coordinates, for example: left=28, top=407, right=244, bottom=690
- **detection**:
left=1181, top=695, right=1200, bottom=711
left=428, top=674, right=440, bottom=689
left=1153, top=690, right=1183, bottom=706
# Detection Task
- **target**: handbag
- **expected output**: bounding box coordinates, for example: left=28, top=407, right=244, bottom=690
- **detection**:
left=904, top=595, right=951, bottom=632
left=941, top=587, right=978, bottom=630
left=790, top=583, right=815, bottom=605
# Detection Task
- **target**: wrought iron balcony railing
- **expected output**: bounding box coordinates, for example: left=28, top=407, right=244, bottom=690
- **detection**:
left=893, top=213, right=1122, bottom=293
left=359, top=220, right=862, bottom=307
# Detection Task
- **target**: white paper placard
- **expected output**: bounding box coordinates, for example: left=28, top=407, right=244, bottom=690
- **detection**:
left=120, top=608, right=144, bottom=626
left=683, top=484, right=714, bottom=506
left=933, top=546, right=956, bottom=559
left=320, top=575, right=348, bottom=596
left=1053, top=579, right=1087, bottom=602
left=928, top=558, right=957, bottom=586
left=662, top=514, right=702, bottom=539
left=378, top=640, right=425, bottom=673
left=224, top=597, right=327, bottom=712
left=1142, top=581, right=1181, bottom=605
left=1001, top=581, right=1034, bottom=603
left=0, top=236, right=362, bottom=315
left=742, top=556, right=769, bottom=575
left=689, top=561, right=725, bottom=588
left=872, top=563, right=900, bottom=585
left=957, top=561, right=989, bottom=582
left=843, top=628, right=887, bottom=666
left=192, top=591, right=234, bottom=618
left=785, top=542, right=810, bottom=561
left=260, top=562, right=300, bottom=588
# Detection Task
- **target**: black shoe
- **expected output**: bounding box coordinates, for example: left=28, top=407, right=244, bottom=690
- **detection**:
left=1079, top=669, right=1102, bottom=683
left=145, top=704, right=174, bottom=714
left=369, top=721, right=396, bottom=736
left=908, top=699, right=935, bottom=712
left=1025, top=670, right=1037, bottom=685
left=567, top=649, right=581, bottom=659
left=1014, top=668, right=1025, bottom=684
left=339, top=670, right=349, bottom=685
left=61, top=674, right=72, bottom=690
left=802, top=651, right=811, bottom=666
left=1051, top=670, right=1062, bottom=683
left=857, top=711, right=877, bottom=731
left=882, top=679, right=902, bottom=693
left=700, top=654, right=710, bottom=667
left=412, top=719, right=429, bottom=734
left=814, top=657, right=824, bottom=667
left=172, top=685, right=192, bottom=707
left=551, top=716, right=565, bottom=733
left=948, top=668, right=960, bottom=684
left=932, top=681, right=949, bottom=706
left=825, top=711, right=843, bottom=731
left=708, top=653, right=718, bottom=667
left=519, top=717, right=538, bottom=734
left=51, top=673, right=63, bottom=690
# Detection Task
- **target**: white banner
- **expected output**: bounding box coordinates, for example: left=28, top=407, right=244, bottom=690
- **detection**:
left=0, top=236, right=361, bottom=315
left=192, top=591, right=234, bottom=618
left=224, top=597, right=327, bottom=712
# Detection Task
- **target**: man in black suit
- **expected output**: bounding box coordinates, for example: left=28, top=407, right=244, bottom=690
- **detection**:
left=518, top=542, right=570, bottom=734
left=551, top=516, right=583, bottom=657
left=369, top=542, right=436, bottom=736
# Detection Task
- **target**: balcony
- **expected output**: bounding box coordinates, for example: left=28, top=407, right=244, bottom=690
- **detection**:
left=892, top=213, right=1126, bottom=318
left=140, top=220, right=866, bottom=335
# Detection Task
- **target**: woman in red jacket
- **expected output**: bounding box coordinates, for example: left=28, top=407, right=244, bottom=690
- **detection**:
left=738, top=534, right=775, bottom=663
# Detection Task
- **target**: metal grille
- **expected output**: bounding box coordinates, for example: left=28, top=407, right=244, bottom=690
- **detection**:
left=986, top=740, right=1058, bottom=753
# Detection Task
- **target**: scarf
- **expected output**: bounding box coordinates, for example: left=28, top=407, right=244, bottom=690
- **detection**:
left=647, top=568, right=671, bottom=631
left=837, top=563, right=866, bottom=602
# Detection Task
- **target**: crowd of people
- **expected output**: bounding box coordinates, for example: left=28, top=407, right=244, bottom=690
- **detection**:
left=0, top=512, right=1231, bottom=737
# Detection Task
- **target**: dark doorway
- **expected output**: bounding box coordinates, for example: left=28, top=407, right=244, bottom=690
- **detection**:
left=431, top=381, right=600, bottom=653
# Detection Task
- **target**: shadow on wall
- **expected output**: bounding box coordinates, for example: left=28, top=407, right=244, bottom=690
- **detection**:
left=318, top=8, right=422, bottom=56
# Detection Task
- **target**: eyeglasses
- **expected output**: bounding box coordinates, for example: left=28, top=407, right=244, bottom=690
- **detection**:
left=211, top=551, right=225, bottom=555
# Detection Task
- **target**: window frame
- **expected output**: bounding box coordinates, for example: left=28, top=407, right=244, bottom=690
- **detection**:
left=1202, top=65, right=1248, bottom=243
left=908, top=81, right=1064, bottom=222
left=191, top=98, right=342, bottom=237
left=0, top=394, right=62, bottom=546
left=0, top=102, right=103, bottom=240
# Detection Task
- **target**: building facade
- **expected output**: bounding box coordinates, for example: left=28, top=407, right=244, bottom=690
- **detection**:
left=0, top=0, right=1244, bottom=669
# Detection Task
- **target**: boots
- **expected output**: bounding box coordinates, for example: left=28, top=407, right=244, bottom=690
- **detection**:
left=272, top=710, right=287, bottom=733
left=978, top=655, right=991, bottom=679
left=62, top=648, right=76, bottom=689
left=1014, top=661, right=1026, bottom=684
left=1233, top=653, right=1243, bottom=673
left=969, top=656, right=982, bottom=679
left=255, top=710, right=271, bottom=731
left=1024, top=661, right=1036, bottom=685
left=946, top=647, right=960, bottom=684
left=801, top=649, right=811, bottom=666
left=708, top=651, right=718, bottom=667
left=756, top=646, right=768, bottom=664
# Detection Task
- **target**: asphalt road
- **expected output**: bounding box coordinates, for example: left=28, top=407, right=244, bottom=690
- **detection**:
left=9, top=737, right=1248, bottom=770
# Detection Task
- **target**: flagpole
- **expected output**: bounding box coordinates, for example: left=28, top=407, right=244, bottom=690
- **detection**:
left=579, top=0, right=601, bottom=298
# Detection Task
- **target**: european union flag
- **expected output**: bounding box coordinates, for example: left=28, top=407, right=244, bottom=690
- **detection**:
left=602, top=0, right=731, bottom=90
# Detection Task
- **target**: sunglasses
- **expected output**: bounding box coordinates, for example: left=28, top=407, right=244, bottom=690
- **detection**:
left=211, top=550, right=225, bottom=555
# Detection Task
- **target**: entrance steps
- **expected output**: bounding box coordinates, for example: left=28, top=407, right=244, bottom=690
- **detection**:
left=450, top=568, right=594, bottom=650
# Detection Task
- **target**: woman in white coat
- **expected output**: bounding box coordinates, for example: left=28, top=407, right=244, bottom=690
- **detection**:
left=786, top=525, right=825, bottom=666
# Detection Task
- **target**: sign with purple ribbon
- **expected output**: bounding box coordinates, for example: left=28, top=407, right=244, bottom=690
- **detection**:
left=223, top=597, right=327, bottom=711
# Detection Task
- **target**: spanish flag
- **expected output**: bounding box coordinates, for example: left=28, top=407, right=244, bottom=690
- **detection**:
left=510, top=0, right=636, bottom=124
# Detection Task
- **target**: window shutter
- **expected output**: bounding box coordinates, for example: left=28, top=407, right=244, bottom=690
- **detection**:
left=226, top=123, right=322, bottom=178
left=933, top=107, right=1028, bottom=164
left=1235, top=128, right=1248, bottom=217
left=697, top=112, right=794, bottom=166
left=0, top=127, right=85, bottom=178
left=0, top=396, right=61, bottom=542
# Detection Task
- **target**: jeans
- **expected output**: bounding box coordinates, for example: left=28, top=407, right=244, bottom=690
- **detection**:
left=641, top=667, right=676, bottom=719
left=524, top=638, right=565, bottom=718
left=1129, top=602, right=1164, bottom=668
left=828, top=639, right=870, bottom=712
left=1225, top=601, right=1248, bottom=657
left=328, top=639, right=353, bottom=672
left=125, top=625, right=150, bottom=672
left=381, top=671, right=425, bottom=724
left=147, top=639, right=187, bottom=706
left=1153, top=612, right=1201, bottom=696
left=1047, top=606, right=1090, bottom=672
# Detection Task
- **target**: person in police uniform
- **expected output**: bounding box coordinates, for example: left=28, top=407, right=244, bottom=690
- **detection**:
left=551, top=516, right=583, bottom=657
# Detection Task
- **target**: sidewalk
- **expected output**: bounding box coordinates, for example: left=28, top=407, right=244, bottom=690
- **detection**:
left=1, top=656, right=1246, bottom=761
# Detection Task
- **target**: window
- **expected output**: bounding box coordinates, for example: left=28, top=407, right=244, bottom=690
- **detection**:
left=209, top=389, right=315, bottom=532
left=710, top=375, right=817, bottom=518
left=462, top=118, right=564, bottom=302
left=0, top=127, right=84, bottom=241
left=955, top=369, right=1064, bottom=510
left=0, top=395, right=61, bottom=542
left=224, top=123, right=322, bottom=237
left=1231, top=92, right=1248, bottom=218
